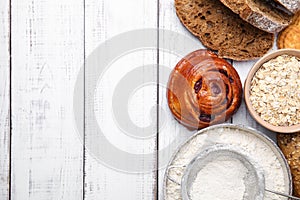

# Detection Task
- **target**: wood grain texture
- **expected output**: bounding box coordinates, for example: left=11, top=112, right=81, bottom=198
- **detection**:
left=84, top=0, right=157, bottom=199
left=11, top=0, right=84, bottom=199
left=0, top=0, right=10, bottom=199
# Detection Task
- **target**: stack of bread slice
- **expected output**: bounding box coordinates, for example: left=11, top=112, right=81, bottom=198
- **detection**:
left=175, top=0, right=300, bottom=60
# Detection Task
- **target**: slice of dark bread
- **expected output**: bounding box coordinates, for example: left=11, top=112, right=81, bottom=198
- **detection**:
left=274, top=0, right=300, bottom=13
left=219, top=0, right=293, bottom=33
left=175, top=0, right=274, bottom=60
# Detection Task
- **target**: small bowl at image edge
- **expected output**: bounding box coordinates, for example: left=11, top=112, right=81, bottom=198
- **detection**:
left=244, top=49, right=300, bottom=133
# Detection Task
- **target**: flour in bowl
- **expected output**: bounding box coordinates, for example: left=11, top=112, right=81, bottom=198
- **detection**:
left=189, top=156, right=247, bottom=200
left=164, top=125, right=290, bottom=200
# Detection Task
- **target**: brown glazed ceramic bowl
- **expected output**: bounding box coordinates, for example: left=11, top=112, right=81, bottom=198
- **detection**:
left=244, top=49, right=300, bottom=133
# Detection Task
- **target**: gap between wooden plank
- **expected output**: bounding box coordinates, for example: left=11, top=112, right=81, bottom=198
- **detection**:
left=0, top=0, right=11, bottom=199
left=9, top=0, right=12, bottom=199
left=156, top=0, right=160, bottom=199
left=83, top=0, right=86, bottom=199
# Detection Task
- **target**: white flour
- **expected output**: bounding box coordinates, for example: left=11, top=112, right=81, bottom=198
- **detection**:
left=190, top=156, right=247, bottom=200
left=165, top=126, right=289, bottom=200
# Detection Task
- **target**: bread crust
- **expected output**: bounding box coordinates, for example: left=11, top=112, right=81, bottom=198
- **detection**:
left=175, top=0, right=274, bottom=60
left=277, top=13, right=300, bottom=49
left=274, top=0, right=300, bottom=14
left=277, top=25, right=300, bottom=49
left=219, top=0, right=292, bottom=33
left=293, top=12, right=300, bottom=25
left=278, top=133, right=300, bottom=197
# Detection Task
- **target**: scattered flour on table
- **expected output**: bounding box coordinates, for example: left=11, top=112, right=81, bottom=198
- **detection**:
left=190, top=156, right=247, bottom=200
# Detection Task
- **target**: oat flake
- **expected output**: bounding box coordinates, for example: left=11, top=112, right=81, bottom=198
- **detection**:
left=250, top=54, right=300, bottom=126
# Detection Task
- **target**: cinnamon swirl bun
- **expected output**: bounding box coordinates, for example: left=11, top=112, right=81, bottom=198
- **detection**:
left=167, top=49, right=242, bottom=129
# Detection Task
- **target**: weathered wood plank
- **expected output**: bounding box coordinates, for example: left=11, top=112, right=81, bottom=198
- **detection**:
left=0, top=0, right=10, bottom=199
left=84, top=0, right=158, bottom=199
left=11, top=0, right=84, bottom=199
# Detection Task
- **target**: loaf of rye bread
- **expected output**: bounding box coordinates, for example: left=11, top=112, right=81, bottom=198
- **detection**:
left=175, top=0, right=274, bottom=60
left=274, top=0, right=300, bottom=14
left=218, top=0, right=293, bottom=33
left=278, top=133, right=300, bottom=197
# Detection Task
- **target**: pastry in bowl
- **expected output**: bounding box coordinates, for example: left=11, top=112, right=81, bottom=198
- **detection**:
left=167, top=49, right=242, bottom=129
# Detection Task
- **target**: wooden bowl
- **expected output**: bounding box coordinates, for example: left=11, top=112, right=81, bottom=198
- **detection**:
left=244, top=49, right=300, bottom=133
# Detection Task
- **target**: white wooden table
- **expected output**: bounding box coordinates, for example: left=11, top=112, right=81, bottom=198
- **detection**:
left=0, top=0, right=278, bottom=199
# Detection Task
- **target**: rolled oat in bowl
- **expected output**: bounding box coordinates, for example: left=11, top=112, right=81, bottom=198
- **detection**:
left=249, top=54, right=300, bottom=127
